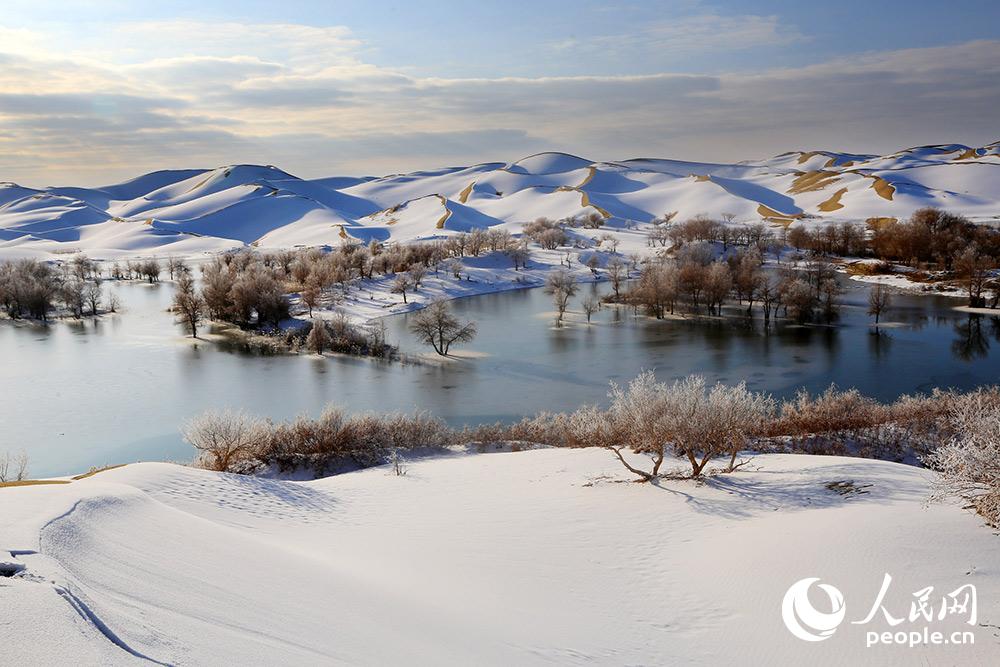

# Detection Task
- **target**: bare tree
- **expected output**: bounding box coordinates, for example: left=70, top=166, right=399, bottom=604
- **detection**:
left=868, top=283, right=891, bottom=325
left=582, top=296, right=599, bottom=322
left=0, top=451, right=30, bottom=482
left=606, top=258, right=627, bottom=300
left=408, top=301, right=477, bottom=356
left=60, top=278, right=85, bottom=318
left=107, top=291, right=121, bottom=313
left=141, top=258, right=162, bottom=283
left=545, top=270, right=579, bottom=326
left=166, top=256, right=183, bottom=281
left=85, top=279, right=103, bottom=316
left=172, top=272, right=204, bottom=337
left=956, top=246, right=991, bottom=307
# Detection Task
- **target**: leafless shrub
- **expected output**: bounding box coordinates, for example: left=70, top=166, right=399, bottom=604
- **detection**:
left=182, top=409, right=270, bottom=472
left=252, top=407, right=451, bottom=475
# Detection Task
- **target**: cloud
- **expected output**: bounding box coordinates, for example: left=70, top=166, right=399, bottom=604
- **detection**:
left=548, top=12, right=806, bottom=59
left=0, top=17, right=996, bottom=186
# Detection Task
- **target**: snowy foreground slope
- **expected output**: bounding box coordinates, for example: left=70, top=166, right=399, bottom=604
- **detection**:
left=2, top=142, right=999, bottom=259
left=1, top=450, right=997, bottom=665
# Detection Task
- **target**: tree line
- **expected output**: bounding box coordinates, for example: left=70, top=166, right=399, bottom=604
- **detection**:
left=0, top=255, right=119, bottom=321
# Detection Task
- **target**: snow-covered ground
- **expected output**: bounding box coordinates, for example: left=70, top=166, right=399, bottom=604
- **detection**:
left=2, top=449, right=997, bottom=665
left=3, top=142, right=999, bottom=262
left=298, top=243, right=636, bottom=325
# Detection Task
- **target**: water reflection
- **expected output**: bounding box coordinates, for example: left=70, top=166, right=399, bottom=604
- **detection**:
left=5, top=277, right=1000, bottom=476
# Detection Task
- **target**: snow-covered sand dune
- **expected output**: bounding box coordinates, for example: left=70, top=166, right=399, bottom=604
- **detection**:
left=2, top=142, right=998, bottom=260
left=2, top=449, right=997, bottom=665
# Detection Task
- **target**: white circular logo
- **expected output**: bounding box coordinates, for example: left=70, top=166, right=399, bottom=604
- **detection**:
left=782, top=577, right=846, bottom=642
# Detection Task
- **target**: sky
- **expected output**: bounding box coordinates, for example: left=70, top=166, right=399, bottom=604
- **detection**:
left=0, top=0, right=998, bottom=186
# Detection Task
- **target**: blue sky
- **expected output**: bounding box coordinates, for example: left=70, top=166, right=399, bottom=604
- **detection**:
left=1, top=1, right=997, bottom=184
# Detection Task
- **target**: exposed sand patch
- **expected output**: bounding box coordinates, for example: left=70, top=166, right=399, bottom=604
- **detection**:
left=756, top=203, right=802, bottom=221
left=693, top=174, right=711, bottom=182
left=0, top=479, right=71, bottom=489
left=579, top=191, right=611, bottom=218
left=788, top=170, right=840, bottom=194
left=576, top=166, right=597, bottom=189
left=868, top=175, right=895, bottom=200
left=434, top=195, right=452, bottom=229
left=555, top=186, right=610, bottom=218
left=795, top=151, right=821, bottom=164
left=72, top=464, right=129, bottom=481
left=817, top=187, right=849, bottom=212
left=954, top=148, right=981, bottom=161
left=458, top=181, right=474, bottom=203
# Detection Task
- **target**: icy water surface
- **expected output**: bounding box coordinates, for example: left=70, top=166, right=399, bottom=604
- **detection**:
left=3, top=278, right=999, bottom=475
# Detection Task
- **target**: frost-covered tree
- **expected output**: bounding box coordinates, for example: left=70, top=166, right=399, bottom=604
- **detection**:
left=926, top=394, right=1000, bottom=527
left=391, top=273, right=414, bottom=304
left=183, top=409, right=269, bottom=472
left=508, top=243, right=530, bottom=271
left=306, top=319, right=330, bottom=354
left=408, top=263, right=427, bottom=290
left=606, top=372, right=774, bottom=480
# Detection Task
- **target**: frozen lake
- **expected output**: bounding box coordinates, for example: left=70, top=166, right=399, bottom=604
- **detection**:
left=3, top=277, right=999, bottom=476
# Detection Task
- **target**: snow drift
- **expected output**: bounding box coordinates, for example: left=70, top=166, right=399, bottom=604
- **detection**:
left=1, top=449, right=997, bottom=665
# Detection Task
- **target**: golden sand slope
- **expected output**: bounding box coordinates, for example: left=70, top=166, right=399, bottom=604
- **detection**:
left=954, top=148, right=981, bottom=161
left=796, top=151, right=821, bottom=164
left=458, top=181, right=474, bottom=203
left=435, top=195, right=452, bottom=229
left=817, top=187, right=849, bottom=212
left=576, top=166, right=597, bottom=189
left=788, top=170, right=841, bottom=194
left=757, top=204, right=803, bottom=222
left=869, top=175, right=895, bottom=201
